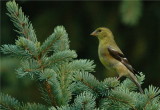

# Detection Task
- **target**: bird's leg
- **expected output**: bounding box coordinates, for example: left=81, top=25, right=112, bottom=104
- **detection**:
left=117, top=76, right=122, bottom=80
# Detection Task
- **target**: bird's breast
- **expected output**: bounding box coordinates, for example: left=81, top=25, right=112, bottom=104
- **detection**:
left=98, top=46, right=110, bottom=65
left=98, top=45, right=118, bottom=68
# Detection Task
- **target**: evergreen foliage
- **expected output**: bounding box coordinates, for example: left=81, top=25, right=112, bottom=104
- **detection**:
left=120, top=0, right=142, bottom=26
left=1, top=1, right=160, bottom=110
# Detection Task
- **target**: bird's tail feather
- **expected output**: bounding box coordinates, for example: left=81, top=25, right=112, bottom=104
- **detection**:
left=129, top=73, right=144, bottom=94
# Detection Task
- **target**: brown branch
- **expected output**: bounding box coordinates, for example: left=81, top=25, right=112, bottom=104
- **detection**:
left=14, top=12, right=30, bottom=40
left=81, top=79, right=94, bottom=90
left=23, top=46, right=58, bottom=106
left=23, top=46, right=37, bottom=60
left=44, top=81, right=57, bottom=106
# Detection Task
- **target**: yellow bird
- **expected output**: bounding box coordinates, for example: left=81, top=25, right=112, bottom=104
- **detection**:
left=91, top=27, right=143, bottom=93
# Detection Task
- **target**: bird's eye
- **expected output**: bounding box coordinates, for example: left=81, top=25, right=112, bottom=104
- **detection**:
left=97, top=29, right=102, bottom=33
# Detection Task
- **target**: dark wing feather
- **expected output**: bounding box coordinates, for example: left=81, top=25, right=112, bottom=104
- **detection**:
left=108, top=47, right=138, bottom=74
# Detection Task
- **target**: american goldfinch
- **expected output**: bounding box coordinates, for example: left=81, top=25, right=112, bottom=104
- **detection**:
left=91, top=27, right=143, bottom=93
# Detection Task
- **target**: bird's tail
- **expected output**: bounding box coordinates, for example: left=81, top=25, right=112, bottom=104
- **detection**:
left=129, top=73, right=144, bottom=94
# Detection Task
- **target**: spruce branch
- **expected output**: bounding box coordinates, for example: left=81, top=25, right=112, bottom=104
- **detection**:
left=0, top=44, right=31, bottom=59
left=1, top=1, right=160, bottom=110
left=44, top=81, right=58, bottom=106
left=143, top=85, right=160, bottom=110
left=0, top=93, right=20, bottom=110
left=73, top=92, right=96, bottom=109
left=38, top=83, right=52, bottom=106
left=49, top=105, right=72, bottom=110
left=42, top=50, right=77, bottom=68
left=39, top=26, right=69, bottom=56
left=15, top=37, right=39, bottom=57
left=20, top=103, right=47, bottom=110
left=56, top=64, right=74, bottom=106
left=68, top=59, right=95, bottom=72
left=71, top=72, right=100, bottom=95
left=109, top=88, right=137, bottom=110
left=52, top=26, right=70, bottom=52
left=98, top=77, right=120, bottom=97
left=119, top=72, right=145, bottom=92
left=16, top=59, right=40, bottom=78
left=42, top=69, right=62, bottom=106
left=6, top=0, right=37, bottom=42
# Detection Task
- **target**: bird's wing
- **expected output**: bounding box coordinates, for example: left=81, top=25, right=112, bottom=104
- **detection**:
left=108, top=47, right=138, bottom=74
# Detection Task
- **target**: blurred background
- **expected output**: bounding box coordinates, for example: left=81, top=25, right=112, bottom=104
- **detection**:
left=1, top=0, right=160, bottom=104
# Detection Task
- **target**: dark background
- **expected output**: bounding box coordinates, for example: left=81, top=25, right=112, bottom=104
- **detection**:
left=1, top=0, right=160, bottom=104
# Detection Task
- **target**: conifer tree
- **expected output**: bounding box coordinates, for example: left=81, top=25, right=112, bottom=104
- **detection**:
left=1, top=1, right=160, bottom=110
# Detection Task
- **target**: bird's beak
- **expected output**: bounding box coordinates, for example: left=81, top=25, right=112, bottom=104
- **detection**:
left=90, top=31, right=97, bottom=36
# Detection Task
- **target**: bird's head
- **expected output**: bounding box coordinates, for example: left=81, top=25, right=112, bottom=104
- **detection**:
left=90, top=27, right=113, bottom=40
